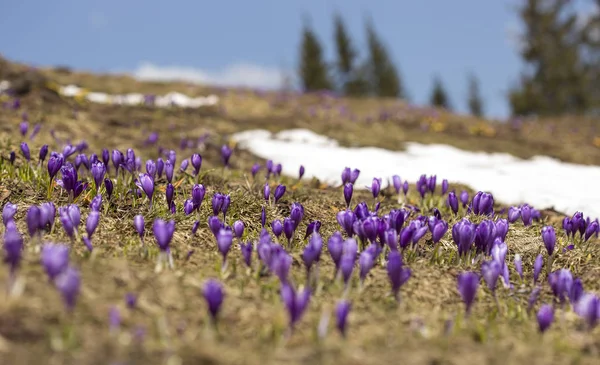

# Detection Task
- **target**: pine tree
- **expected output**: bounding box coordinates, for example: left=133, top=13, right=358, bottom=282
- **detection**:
left=333, top=13, right=369, bottom=97
left=365, top=20, right=404, bottom=98
left=509, top=0, right=589, bottom=116
left=430, top=76, right=451, bottom=110
left=298, top=20, right=332, bottom=92
left=467, top=73, right=484, bottom=117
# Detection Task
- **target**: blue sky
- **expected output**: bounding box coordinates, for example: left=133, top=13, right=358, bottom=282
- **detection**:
left=0, top=0, right=594, bottom=119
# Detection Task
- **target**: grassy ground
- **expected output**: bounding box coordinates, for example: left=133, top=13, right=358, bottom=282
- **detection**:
left=0, top=60, right=599, bottom=365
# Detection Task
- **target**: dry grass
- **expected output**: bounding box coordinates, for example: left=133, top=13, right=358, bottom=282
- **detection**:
left=0, top=60, right=599, bottom=365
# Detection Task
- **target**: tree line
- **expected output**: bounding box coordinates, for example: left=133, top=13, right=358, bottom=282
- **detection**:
left=298, top=1, right=600, bottom=118
left=298, top=14, right=483, bottom=116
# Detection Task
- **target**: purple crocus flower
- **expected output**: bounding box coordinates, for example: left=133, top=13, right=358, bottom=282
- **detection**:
left=208, top=216, right=223, bottom=237
left=457, top=271, right=479, bottom=315
left=165, top=160, right=174, bottom=183
left=441, top=179, right=448, bottom=195
left=341, top=167, right=351, bottom=185
left=191, top=184, right=206, bottom=209
left=514, top=254, right=523, bottom=279
left=9, top=151, right=15, bottom=165
left=304, top=220, right=322, bottom=239
left=432, top=220, right=448, bottom=243
left=359, top=251, right=375, bottom=283
left=39, top=145, right=48, bottom=164
left=261, top=206, right=266, bottom=228
left=153, top=219, right=175, bottom=251
left=350, top=169, right=360, bottom=184
left=472, top=192, right=494, bottom=216
left=251, top=163, right=261, bottom=178
left=574, top=293, right=600, bottom=329
left=232, top=220, right=245, bottom=239
left=54, top=266, right=81, bottom=312
left=402, top=181, right=409, bottom=195
left=335, top=300, right=351, bottom=337
left=3, top=227, right=23, bottom=273
left=179, top=159, right=189, bottom=173
left=91, top=162, right=106, bottom=192
left=452, top=219, right=476, bottom=256
left=336, top=210, right=355, bottom=237
left=221, top=145, right=232, bottom=167
left=184, top=199, right=195, bottom=215
left=274, top=184, right=286, bottom=203
left=541, top=226, right=556, bottom=256
left=2, top=203, right=17, bottom=226
left=328, top=232, right=344, bottom=272
left=280, top=283, right=311, bottom=328
left=481, top=260, right=501, bottom=293
left=212, top=193, right=224, bottom=216
left=145, top=159, right=157, bottom=179
left=290, top=203, right=304, bottom=231
left=371, top=178, right=381, bottom=198
left=86, top=211, right=100, bottom=238
left=41, top=243, right=70, bottom=280
left=240, top=241, right=253, bottom=267
left=299, top=165, right=305, bottom=179
left=203, top=279, right=225, bottom=322
left=584, top=220, right=599, bottom=242
left=507, top=206, right=520, bottom=223
left=134, top=215, right=144, bottom=239
left=19, top=121, right=28, bottom=136
left=217, top=229, right=233, bottom=261
left=569, top=278, right=584, bottom=304
left=548, top=269, right=573, bottom=304
left=387, top=250, right=411, bottom=301
left=104, top=178, right=114, bottom=199
left=191, top=154, right=202, bottom=176
left=392, top=175, right=401, bottom=194
left=263, top=183, right=270, bottom=202
left=537, top=304, right=554, bottom=333
left=222, top=195, right=230, bottom=218
left=156, top=158, right=164, bottom=178
left=520, top=204, right=532, bottom=226
left=20, top=142, right=30, bottom=161
left=343, top=183, right=353, bottom=208
left=283, top=218, right=295, bottom=244
left=533, top=254, right=544, bottom=283
left=271, top=219, right=283, bottom=238
left=448, top=192, right=459, bottom=214
left=47, top=154, right=64, bottom=181
left=165, top=183, right=174, bottom=209
left=136, top=173, right=154, bottom=205
left=26, top=205, right=41, bottom=238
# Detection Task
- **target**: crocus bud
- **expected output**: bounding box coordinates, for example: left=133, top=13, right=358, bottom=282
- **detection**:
left=191, top=153, right=202, bottom=176
left=392, top=175, right=401, bottom=194
left=39, top=145, right=49, bottom=163
left=221, top=145, right=232, bottom=167
left=441, top=179, right=448, bottom=195
left=134, top=215, right=144, bottom=238
left=263, top=183, right=270, bottom=202
left=217, top=229, right=233, bottom=260
left=251, top=163, right=260, bottom=178
left=343, top=183, right=353, bottom=208
left=371, top=178, right=381, bottom=198
left=537, top=304, right=554, bottom=333
left=20, top=142, right=30, bottom=161
left=541, top=226, right=556, bottom=256
left=86, top=211, right=100, bottom=238
left=233, top=220, right=245, bottom=239
left=457, top=271, right=479, bottom=315
left=298, top=165, right=305, bottom=179
left=335, top=300, right=351, bottom=337
left=274, top=184, right=286, bottom=204
left=448, top=192, right=458, bottom=214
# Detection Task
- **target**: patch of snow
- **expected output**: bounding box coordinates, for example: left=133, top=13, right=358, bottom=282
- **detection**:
left=232, top=128, right=600, bottom=218
left=0, top=80, right=219, bottom=109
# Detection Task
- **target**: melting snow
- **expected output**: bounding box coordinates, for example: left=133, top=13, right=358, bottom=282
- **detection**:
left=1, top=80, right=219, bottom=108
left=232, top=128, right=600, bottom=218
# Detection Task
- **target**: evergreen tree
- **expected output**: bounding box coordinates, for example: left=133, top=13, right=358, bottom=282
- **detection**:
left=333, top=13, right=369, bottom=97
left=430, top=76, right=451, bottom=110
left=365, top=20, right=404, bottom=98
left=298, top=20, right=332, bottom=92
left=467, top=73, right=484, bottom=117
left=509, top=0, right=589, bottom=116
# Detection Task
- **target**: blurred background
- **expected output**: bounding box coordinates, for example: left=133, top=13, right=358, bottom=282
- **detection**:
left=1, top=0, right=599, bottom=121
